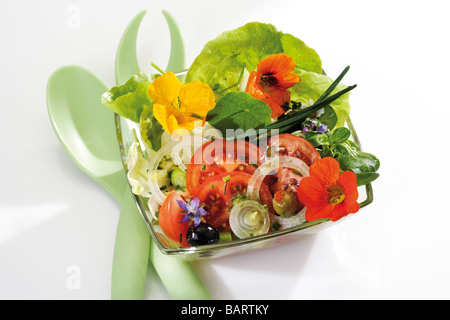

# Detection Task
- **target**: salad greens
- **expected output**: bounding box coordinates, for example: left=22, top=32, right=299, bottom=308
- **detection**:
left=101, top=22, right=353, bottom=150
left=101, top=72, right=155, bottom=123
left=139, top=105, right=164, bottom=151
left=294, top=119, right=380, bottom=186
left=206, top=92, right=272, bottom=135
left=290, top=68, right=352, bottom=129
left=125, top=142, right=176, bottom=197
left=97, top=16, right=383, bottom=251
left=101, top=20, right=380, bottom=189
left=185, top=22, right=322, bottom=97
left=125, top=142, right=152, bottom=197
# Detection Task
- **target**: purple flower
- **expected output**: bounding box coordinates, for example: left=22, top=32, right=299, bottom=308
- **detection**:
left=307, top=119, right=316, bottom=130
left=177, top=197, right=208, bottom=227
left=302, top=119, right=317, bottom=134
left=317, top=124, right=328, bottom=134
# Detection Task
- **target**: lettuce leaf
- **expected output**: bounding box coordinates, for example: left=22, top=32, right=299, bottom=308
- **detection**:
left=185, top=22, right=322, bottom=97
left=281, top=33, right=323, bottom=74
left=101, top=72, right=165, bottom=151
left=290, top=68, right=351, bottom=128
left=206, top=92, right=272, bottom=136
left=139, top=105, right=164, bottom=151
left=125, top=142, right=152, bottom=197
left=101, top=72, right=155, bottom=123
left=125, top=142, right=174, bottom=197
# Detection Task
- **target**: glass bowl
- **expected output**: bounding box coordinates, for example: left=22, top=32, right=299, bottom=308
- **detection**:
left=115, top=113, right=373, bottom=260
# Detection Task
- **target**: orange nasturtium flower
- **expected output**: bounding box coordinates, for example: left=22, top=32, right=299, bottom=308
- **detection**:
left=297, top=157, right=360, bottom=222
left=148, top=72, right=215, bottom=135
left=245, top=53, right=299, bottom=119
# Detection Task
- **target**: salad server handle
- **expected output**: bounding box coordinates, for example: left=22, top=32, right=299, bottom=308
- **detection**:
left=149, top=242, right=212, bottom=300
left=98, top=169, right=128, bottom=204
left=111, top=185, right=212, bottom=300
left=111, top=186, right=150, bottom=300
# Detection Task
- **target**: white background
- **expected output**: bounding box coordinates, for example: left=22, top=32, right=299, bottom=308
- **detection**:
left=1, top=0, right=449, bottom=299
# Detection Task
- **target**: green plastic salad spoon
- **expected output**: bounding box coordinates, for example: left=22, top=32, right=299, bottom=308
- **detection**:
left=112, top=10, right=211, bottom=299
left=46, top=65, right=150, bottom=299
left=46, top=65, right=127, bottom=203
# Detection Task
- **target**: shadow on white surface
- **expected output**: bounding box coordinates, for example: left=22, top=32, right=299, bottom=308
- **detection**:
left=193, top=234, right=318, bottom=299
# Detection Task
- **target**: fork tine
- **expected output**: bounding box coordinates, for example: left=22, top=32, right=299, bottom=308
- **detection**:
left=115, top=10, right=146, bottom=85
left=162, top=10, right=186, bottom=82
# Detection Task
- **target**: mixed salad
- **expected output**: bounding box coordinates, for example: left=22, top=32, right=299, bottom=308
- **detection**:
left=101, top=22, right=380, bottom=248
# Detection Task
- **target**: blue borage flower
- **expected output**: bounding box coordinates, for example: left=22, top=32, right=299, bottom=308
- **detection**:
left=301, top=118, right=327, bottom=134
left=317, top=124, right=328, bottom=134
left=177, top=197, right=209, bottom=227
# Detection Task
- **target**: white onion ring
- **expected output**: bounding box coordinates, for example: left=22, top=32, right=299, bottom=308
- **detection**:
left=171, top=136, right=209, bottom=172
left=147, top=125, right=221, bottom=209
left=229, top=200, right=270, bottom=239
left=247, top=156, right=310, bottom=201
left=245, top=156, right=310, bottom=230
left=147, top=196, right=160, bottom=221
left=171, top=141, right=189, bottom=171
left=275, top=206, right=307, bottom=230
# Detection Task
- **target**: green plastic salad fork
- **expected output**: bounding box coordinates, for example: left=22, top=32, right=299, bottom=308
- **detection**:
left=115, top=10, right=186, bottom=84
left=46, top=10, right=211, bottom=300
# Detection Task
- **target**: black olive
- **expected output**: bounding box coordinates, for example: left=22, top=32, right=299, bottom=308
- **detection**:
left=186, top=223, right=219, bottom=246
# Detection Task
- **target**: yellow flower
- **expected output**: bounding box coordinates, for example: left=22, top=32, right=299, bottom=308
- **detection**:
left=148, top=72, right=215, bottom=135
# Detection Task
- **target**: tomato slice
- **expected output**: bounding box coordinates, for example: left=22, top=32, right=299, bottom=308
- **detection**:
left=265, top=167, right=303, bottom=194
left=263, top=134, right=321, bottom=196
left=186, top=139, right=264, bottom=195
left=158, top=190, right=191, bottom=247
left=194, top=171, right=273, bottom=232
left=266, top=134, right=321, bottom=166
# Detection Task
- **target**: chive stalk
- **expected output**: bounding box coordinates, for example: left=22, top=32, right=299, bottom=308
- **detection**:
left=227, top=66, right=356, bottom=141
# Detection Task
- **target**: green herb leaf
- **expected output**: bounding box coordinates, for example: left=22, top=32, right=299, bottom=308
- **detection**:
left=207, top=92, right=272, bottom=136
left=101, top=72, right=155, bottom=123
left=139, top=105, right=164, bottom=151
left=304, top=132, right=329, bottom=147
left=336, top=151, right=381, bottom=186
left=329, top=127, right=351, bottom=145
left=223, top=175, right=231, bottom=195
left=337, top=151, right=380, bottom=174
left=270, top=221, right=281, bottom=231
left=318, top=105, right=338, bottom=130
